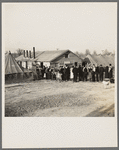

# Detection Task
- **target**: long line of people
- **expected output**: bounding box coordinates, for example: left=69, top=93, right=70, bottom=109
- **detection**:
left=32, top=63, right=114, bottom=82
left=71, top=64, right=113, bottom=82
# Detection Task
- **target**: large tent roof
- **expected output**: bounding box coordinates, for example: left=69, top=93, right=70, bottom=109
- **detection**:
left=83, top=54, right=115, bottom=66
left=102, top=55, right=115, bottom=66
left=5, top=52, right=23, bottom=75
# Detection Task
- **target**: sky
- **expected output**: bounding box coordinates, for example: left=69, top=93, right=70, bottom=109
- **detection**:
left=2, top=2, right=117, bottom=54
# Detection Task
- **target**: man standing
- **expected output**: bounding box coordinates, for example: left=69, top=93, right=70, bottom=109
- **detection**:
left=66, top=65, right=70, bottom=81
left=60, top=66, right=64, bottom=81
left=108, top=64, right=113, bottom=79
left=73, top=65, right=78, bottom=82
left=95, top=64, right=99, bottom=82
left=105, top=66, right=109, bottom=78
left=78, top=64, right=82, bottom=81
left=92, top=64, right=96, bottom=82
left=83, top=65, right=88, bottom=81
left=63, top=66, right=66, bottom=81
left=99, top=64, right=104, bottom=81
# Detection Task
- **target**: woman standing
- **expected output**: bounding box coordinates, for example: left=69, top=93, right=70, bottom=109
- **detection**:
left=70, top=66, right=74, bottom=81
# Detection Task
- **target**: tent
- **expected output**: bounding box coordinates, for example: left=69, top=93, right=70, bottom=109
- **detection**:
left=83, top=54, right=115, bottom=67
left=5, top=52, right=23, bottom=80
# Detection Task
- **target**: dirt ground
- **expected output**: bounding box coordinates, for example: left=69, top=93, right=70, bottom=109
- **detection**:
left=5, top=80, right=115, bottom=117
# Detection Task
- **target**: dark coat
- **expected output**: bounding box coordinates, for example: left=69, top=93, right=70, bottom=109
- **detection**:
left=73, top=67, right=78, bottom=74
left=105, top=66, right=109, bottom=78
left=96, top=66, right=100, bottom=74
left=99, top=66, right=104, bottom=75
left=78, top=66, right=82, bottom=74
left=66, top=67, right=70, bottom=75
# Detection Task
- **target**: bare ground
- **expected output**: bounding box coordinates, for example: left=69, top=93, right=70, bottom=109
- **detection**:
left=5, top=80, right=115, bottom=117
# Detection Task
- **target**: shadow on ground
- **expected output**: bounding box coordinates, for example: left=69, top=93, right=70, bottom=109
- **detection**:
left=85, top=104, right=114, bottom=117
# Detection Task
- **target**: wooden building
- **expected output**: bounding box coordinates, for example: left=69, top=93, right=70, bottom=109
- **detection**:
left=16, top=48, right=82, bottom=69
left=34, top=49, right=82, bottom=67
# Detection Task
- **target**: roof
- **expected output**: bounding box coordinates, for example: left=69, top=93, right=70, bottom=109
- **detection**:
left=83, top=54, right=115, bottom=66
left=5, top=52, right=23, bottom=75
left=15, top=55, right=30, bottom=61
left=102, top=55, right=115, bottom=66
left=34, top=50, right=69, bottom=62
left=31, top=51, right=44, bottom=58
left=15, top=50, right=82, bottom=63
left=15, top=51, right=44, bottom=62
left=54, top=56, right=82, bottom=64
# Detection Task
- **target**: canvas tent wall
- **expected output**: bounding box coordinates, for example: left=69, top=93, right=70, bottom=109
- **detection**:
left=5, top=52, right=23, bottom=80
left=102, top=55, right=115, bottom=66
left=83, top=54, right=115, bottom=67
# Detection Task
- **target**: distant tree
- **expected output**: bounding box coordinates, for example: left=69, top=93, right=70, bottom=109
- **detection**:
left=85, top=49, right=91, bottom=56
left=75, top=51, right=80, bottom=56
left=102, top=49, right=111, bottom=55
left=16, top=48, right=24, bottom=56
left=93, top=50, right=97, bottom=55
left=75, top=51, right=86, bottom=59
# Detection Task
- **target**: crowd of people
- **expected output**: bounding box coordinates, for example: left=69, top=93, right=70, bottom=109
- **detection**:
left=32, top=62, right=114, bottom=83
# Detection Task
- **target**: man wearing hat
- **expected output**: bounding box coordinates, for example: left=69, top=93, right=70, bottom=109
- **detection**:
left=99, top=64, right=104, bottom=82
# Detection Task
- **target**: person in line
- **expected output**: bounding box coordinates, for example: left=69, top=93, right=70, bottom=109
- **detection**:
left=50, top=68, right=54, bottom=80
left=52, top=68, right=56, bottom=80
left=95, top=64, right=99, bottom=82
left=99, top=64, right=104, bottom=82
left=56, top=68, right=62, bottom=82
left=36, top=64, right=40, bottom=80
left=67, top=65, right=70, bottom=81
left=105, top=66, right=109, bottom=78
left=82, top=65, right=85, bottom=81
left=73, top=65, right=78, bottom=82
left=65, top=65, right=68, bottom=81
left=63, top=66, right=66, bottom=81
left=41, top=66, right=45, bottom=79
left=88, top=67, right=92, bottom=82
left=80, top=65, right=84, bottom=81
left=70, top=66, right=74, bottom=81
left=108, top=64, right=113, bottom=79
left=78, top=64, right=82, bottom=81
left=83, top=65, right=88, bottom=81
left=60, top=66, right=64, bottom=81
left=92, top=64, right=96, bottom=82
left=48, top=66, right=51, bottom=79
left=45, top=67, right=49, bottom=79
left=39, top=65, right=43, bottom=80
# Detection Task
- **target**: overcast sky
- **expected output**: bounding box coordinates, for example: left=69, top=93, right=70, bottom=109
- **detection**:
left=3, top=2, right=117, bottom=54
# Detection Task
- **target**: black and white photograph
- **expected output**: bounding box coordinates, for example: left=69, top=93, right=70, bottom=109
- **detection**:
left=2, top=2, right=117, bottom=148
